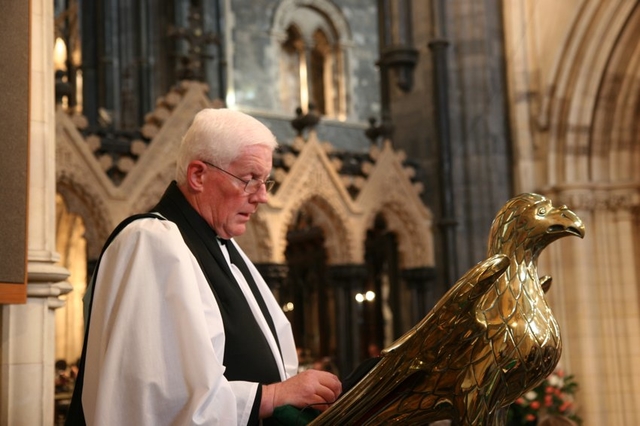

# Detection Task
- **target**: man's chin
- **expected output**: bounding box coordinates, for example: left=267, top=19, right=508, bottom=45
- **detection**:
left=228, top=224, right=247, bottom=238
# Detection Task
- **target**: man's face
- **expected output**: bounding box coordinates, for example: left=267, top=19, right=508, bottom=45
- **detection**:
left=200, top=144, right=272, bottom=239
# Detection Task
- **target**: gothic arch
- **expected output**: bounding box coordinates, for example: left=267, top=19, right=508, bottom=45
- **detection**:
left=275, top=192, right=353, bottom=266
left=55, top=109, right=119, bottom=261
left=55, top=176, right=112, bottom=261
left=121, top=82, right=215, bottom=200
left=540, top=0, right=639, bottom=185
left=272, top=0, right=352, bottom=45
left=590, top=4, right=640, bottom=183
left=264, top=132, right=362, bottom=265
left=357, top=141, right=434, bottom=270
left=236, top=213, right=273, bottom=264
left=292, top=194, right=351, bottom=265
left=129, top=165, right=178, bottom=214
left=271, top=0, right=351, bottom=118
left=366, top=200, right=433, bottom=271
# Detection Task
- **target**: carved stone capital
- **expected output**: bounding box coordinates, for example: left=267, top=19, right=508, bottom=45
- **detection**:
left=543, top=183, right=640, bottom=211
left=328, top=264, right=368, bottom=291
left=401, top=267, right=437, bottom=289
left=27, top=260, right=71, bottom=309
left=255, top=263, right=289, bottom=290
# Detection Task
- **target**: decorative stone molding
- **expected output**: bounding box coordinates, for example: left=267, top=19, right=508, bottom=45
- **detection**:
left=56, top=176, right=112, bottom=260
left=130, top=167, right=177, bottom=214
left=503, top=0, right=640, bottom=190
left=271, top=0, right=352, bottom=45
left=255, top=263, right=289, bottom=290
left=27, top=261, right=72, bottom=309
left=328, top=264, right=368, bottom=291
left=543, top=183, right=640, bottom=212
left=358, top=141, right=434, bottom=269
left=236, top=213, right=274, bottom=263
left=56, top=83, right=216, bottom=256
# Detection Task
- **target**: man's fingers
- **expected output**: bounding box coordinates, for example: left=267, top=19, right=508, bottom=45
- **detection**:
left=316, top=384, right=338, bottom=405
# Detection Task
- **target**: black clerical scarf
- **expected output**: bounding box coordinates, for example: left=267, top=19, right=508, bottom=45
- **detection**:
left=152, top=182, right=282, bottom=386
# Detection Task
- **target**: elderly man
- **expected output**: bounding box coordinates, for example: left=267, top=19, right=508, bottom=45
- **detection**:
left=66, top=108, right=342, bottom=425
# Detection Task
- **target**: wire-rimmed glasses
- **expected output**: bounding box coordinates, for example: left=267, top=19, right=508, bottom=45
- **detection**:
left=202, top=160, right=275, bottom=193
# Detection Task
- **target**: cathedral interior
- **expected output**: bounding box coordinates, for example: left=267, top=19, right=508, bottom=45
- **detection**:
left=1, top=1, right=639, bottom=425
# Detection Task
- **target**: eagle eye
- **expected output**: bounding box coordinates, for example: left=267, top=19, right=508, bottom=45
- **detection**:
left=537, top=207, right=546, bottom=215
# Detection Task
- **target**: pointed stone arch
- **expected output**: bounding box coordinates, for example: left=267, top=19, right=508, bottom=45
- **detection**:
left=236, top=213, right=273, bottom=264
left=123, top=82, right=215, bottom=207
left=55, top=109, right=121, bottom=259
left=54, top=193, right=87, bottom=362
left=243, top=134, right=434, bottom=268
left=270, top=0, right=351, bottom=118
left=590, top=4, right=640, bottom=183
left=286, top=194, right=352, bottom=265
left=55, top=175, right=112, bottom=260
left=371, top=200, right=433, bottom=270
left=272, top=0, right=352, bottom=45
left=55, top=81, right=221, bottom=280
left=357, top=141, right=434, bottom=270
left=257, top=133, right=361, bottom=265
left=534, top=1, right=639, bottom=185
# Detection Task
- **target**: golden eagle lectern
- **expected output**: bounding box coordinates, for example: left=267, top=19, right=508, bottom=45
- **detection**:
left=311, top=193, right=585, bottom=425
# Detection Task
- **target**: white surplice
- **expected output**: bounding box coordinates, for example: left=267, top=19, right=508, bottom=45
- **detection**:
left=82, top=217, right=298, bottom=425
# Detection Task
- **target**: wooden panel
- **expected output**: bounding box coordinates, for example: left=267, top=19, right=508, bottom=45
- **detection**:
left=0, top=0, right=30, bottom=303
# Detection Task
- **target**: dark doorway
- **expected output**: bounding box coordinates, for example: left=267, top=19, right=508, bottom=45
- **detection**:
left=362, top=213, right=400, bottom=359
left=283, top=207, right=335, bottom=367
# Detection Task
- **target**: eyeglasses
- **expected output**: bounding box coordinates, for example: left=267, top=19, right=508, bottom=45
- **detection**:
left=202, top=161, right=275, bottom=193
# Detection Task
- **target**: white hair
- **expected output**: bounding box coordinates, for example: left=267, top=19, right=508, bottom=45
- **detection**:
left=175, top=108, right=278, bottom=185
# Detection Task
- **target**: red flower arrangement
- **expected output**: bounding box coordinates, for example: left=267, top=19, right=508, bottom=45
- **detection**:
left=507, top=369, right=582, bottom=425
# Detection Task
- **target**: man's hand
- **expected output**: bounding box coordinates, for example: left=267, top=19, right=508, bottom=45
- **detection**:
left=260, top=369, right=342, bottom=418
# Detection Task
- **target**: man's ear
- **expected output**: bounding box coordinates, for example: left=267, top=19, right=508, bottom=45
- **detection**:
left=185, top=161, right=207, bottom=193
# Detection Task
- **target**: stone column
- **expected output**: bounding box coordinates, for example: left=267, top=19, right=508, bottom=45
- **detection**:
left=328, top=264, right=367, bottom=375
left=402, top=267, right=437, bottom=325
left=255, top=263, right=289, bottom=301
left=545, top=186, right=640, bottom=426
left=0, top=1, right=71, bottom=425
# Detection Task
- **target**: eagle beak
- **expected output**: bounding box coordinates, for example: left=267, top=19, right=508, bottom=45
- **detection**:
left=547, top=206, right=586, bottom=239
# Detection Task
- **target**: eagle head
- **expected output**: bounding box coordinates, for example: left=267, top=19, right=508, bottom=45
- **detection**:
left=488, top=193, right=585, bottom=258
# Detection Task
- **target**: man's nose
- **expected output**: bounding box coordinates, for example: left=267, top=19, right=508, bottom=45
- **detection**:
left=251, top=183, right=269, bottom=203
